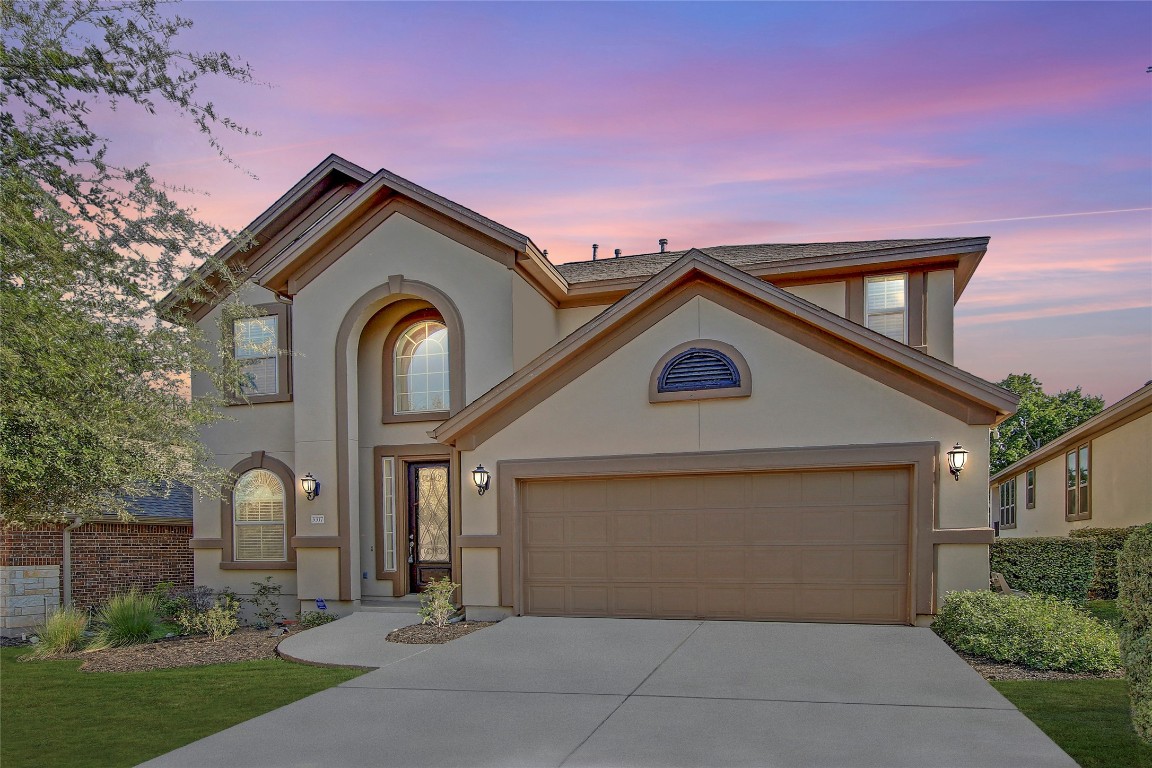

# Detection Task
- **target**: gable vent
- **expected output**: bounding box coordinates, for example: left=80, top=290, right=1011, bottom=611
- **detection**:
left=658, top=348, right=740, bottom=392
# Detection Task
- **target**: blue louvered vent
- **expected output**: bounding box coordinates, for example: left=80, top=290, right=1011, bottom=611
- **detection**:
left=658, top=348, right=740, bottom=392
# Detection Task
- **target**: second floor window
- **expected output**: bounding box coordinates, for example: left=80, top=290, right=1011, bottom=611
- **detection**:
left=999, top=478, right=1017, bottom=528
left=865, top=274, right=907, bottom=344
left=234, top=315, right=279, bottom=396
left=1066, top=445, right=1090, bottom=520
left=394, top=319, right=449, bottom=413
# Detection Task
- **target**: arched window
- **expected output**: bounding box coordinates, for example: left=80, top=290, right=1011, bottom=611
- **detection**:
left=393, top=318, right=449, bottom=414
left=233, top=469, right=287, bottom=561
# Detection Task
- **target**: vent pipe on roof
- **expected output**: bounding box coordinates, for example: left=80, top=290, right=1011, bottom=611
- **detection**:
left=614, top=248, right=621, bottom=258
left=659, top=238, right=668, bottom=253
left=542, top=249, right=548, bottom=258
left=592, top=244, right=599, bottom=260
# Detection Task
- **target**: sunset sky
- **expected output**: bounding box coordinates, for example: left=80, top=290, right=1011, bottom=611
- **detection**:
left=105, top=1, right=1150, bottom=403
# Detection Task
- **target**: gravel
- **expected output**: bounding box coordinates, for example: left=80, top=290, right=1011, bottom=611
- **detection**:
left=957, top=651, right=1125, bottom=681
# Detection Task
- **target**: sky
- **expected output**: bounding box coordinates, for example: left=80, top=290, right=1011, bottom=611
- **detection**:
left=101, top=1, right=1150, bottom=404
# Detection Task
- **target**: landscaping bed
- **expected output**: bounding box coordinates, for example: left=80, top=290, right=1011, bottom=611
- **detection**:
left=24, top=627, right=288, bottom=673
left=958, top=651, right=1124, bottom=682
left=385, top=620, right=494, bottom=644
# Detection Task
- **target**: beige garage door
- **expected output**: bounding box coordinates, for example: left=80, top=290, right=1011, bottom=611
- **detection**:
left=521, top=468, right=910, bottom=624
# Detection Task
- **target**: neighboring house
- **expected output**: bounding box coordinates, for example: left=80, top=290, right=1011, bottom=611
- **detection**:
left=161, top=155, right=1017, bottom=627
left=991, top=383, right=1152, bottom=537
left=0, top=485, right=193, bottom=637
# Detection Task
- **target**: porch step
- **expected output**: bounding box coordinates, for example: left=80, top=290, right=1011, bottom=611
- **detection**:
left=357, top=596, right=421, bottom=614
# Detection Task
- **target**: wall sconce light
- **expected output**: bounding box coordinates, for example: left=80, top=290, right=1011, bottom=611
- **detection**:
left=301, top=473, right=321, bottom=500
left=946, top=443, right=969, bottom=481
left=471, top=465, right=491, bottom=496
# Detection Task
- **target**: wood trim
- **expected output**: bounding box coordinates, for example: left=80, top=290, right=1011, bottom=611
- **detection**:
left=845, top=276, right=864, bottom=324
left=907, top=270, right=926, bottom=348
left=648, top=339, right=753, bottom=403
left=381, top=308, right=452, bottom=424
left=487, top=442, right=981, bottom=620
left=224, top=302, right=292, bottom=405
left=219, top=451, right=297, bottom=569
left=372, top=444, right=452, bottom=595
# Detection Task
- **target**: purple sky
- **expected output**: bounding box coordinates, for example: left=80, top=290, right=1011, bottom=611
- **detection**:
left=109, top=2, right=1150, bottom=403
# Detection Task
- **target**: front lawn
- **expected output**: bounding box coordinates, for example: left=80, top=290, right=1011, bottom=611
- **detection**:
left=992, top=679, right=1152, bottom=768
left=0, top=646, right=364, bottom=768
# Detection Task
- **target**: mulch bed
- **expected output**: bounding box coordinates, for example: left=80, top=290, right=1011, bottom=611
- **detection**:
left=385, top=621, right=494, bottom=644
left=957, top=651, right=1124, bottom=681
left=19, top=628, right=287, bottom=673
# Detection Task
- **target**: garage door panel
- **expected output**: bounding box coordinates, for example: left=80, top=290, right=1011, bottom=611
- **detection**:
left=521, top=468, right=909, bottom=624
left=522, top=481, right=569, bottom=512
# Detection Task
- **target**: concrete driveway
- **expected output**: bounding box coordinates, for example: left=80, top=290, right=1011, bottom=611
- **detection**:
left=139, top=615, right=1076, bottom=768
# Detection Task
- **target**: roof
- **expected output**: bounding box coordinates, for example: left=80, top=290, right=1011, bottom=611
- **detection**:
left=990, top=382, right=1152, bottom=484
left=122, top=484, right=192, bottom=522
left=554, top=239, right=974, bottom=283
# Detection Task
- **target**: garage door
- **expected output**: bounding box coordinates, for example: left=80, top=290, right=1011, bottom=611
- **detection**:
left=521, top=468, right=909, bottom=624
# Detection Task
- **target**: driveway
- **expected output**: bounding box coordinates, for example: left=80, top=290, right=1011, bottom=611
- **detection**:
left=139, top=615, right=1076, bottom=768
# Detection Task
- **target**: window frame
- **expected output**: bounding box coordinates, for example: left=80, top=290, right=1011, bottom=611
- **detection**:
left=232, top=468, right=288, bottom=563
left=227, top=302, right=291, bottom=405
left=1065, top=443, right=1091, bottom=521
left=1025, top=468, right=1036, bottom=509
left=998, top=478, right=1017, bottom=529
left=219, top=451, right=297, bottom=570
left=864, top=273, right=909, bottom=344
left=382, top=309, right=451, bottom=423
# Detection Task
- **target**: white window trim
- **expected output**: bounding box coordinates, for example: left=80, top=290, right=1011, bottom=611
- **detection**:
left=864, top=273, right=908, bottom=344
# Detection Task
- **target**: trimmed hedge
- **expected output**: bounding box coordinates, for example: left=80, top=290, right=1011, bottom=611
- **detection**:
left=990, top=537, right=1095, bottom=601
left=1070, top=526, right=1140, bottom=599
left=933, top=590, right=1120, bottom=673
left=1117, top=523, right=1152, bottom=743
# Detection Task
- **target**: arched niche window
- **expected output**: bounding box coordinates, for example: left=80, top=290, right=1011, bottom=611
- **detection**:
left=384, top=310, right=450, bottom=421
left=649, top=340, right=752, bottom=403
left=220, top=451, right=296, bottom=569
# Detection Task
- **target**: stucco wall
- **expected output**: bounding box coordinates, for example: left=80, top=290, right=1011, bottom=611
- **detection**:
left=925, top=270, right=955, bottom=364
left=557, top=305, right=608, bottom=338
left=460, top=295, right=991, bottom=613
left=513, top=274, right=560, bottom=368
left=784, top=281, right=846, bottom=316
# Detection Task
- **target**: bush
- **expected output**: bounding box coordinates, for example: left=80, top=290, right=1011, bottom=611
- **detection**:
left=299, top=611, right=338, bottom=629
left=1117, top=523, right=1152, bottom=743
left=28, top=606, right=89, bottom=657
left=150, top=581, right=188, bottom=620
left=90, top=590, right=158, bottom=649
left=990, top=537, right=1095, bottom=601
left=248, top=577, right=283, bottom=629
left=933, top=590, right=1120, bottom=673
left=1070, top=526, right=1140, bottom=599
left=418, top=577, right=459, bottom=629
left=176, top=590, right=240, bottom=640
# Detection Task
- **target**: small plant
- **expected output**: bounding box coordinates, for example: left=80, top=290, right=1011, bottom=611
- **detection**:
left=27, top=606, right=89, bottom=657
left=198, top=595, right=241, bottom=640
left=150, top=581, right=189, bottom=620
left=90, top=589, right=158, bottom=649
left=249, top=577, right=283, bottom=629
left=418, top=577, right=459, bottom=629
left=933, top=590, right=1120, bottom=673
left=299, top=611, right=338, bottom=629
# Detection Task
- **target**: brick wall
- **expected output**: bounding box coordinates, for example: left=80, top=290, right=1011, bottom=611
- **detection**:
left=0, top=521, right=192, bottom=611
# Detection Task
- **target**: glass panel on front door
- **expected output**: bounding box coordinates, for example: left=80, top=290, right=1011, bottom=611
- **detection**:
left=409, top=462, right=451, bottom=591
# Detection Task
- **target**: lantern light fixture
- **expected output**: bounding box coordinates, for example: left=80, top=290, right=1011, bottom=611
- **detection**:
left=301, top=473, right=321, bottom=500
left=471, top=465, right=491, bottom=496
left=946, top=443, right=969, bottom=481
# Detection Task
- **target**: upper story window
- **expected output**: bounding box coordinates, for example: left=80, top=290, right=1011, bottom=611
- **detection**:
left=229, top=302, right=290, bottom=404
left=1066, top=444, right=1090, bottom=521
left=865, top=274, right=907, bottom=343
left=393, top=318, right=449, bottom=414
left=998, top=478, right=1017, bottom=529
left=233, top=468, right=287, bottom=561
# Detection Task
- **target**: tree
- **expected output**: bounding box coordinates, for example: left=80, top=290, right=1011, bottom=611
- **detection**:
left=1, top=0, right=262, bottom=525
left=990, top=373, right=1105, bottom=475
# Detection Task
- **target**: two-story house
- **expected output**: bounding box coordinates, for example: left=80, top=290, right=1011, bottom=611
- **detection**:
left=161, top=155, right=1017, bottom=627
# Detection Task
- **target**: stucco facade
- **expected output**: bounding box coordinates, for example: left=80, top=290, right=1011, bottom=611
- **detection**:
left=172, top=155, right=1016, bottom=623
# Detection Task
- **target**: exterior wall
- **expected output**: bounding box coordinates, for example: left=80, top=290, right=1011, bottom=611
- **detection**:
left=784, top=281, right=846, bottom=316
left=512, top=274, right=560, bottom=368
left=460, top=296, right=991, bottom=619
left=557, top=305, right=608, bottom=338
left=999, top=410, right=1152, bottom=537
left=0, top=566, right=59, bottom=637
left=925, top=270, right=954, bottom=364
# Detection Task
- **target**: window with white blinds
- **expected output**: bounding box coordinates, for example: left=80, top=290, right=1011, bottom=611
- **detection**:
left=234, top=316, right=279, bottom=396
left=865, top=274, right=907, bottom=343
left=233, top=469, right=287, bottom=561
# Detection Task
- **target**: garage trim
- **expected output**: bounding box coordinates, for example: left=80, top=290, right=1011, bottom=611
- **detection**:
left=469, top=442, right=993, bottom=620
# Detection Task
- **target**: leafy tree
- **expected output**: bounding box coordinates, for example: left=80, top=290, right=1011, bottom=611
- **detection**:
left=990, top=373, right=1105, bottom=475
left=1, top=0, right=263, bottom=525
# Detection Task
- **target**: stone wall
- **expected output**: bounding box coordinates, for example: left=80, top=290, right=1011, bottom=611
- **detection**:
left=0, top=565, right=59, bottom=637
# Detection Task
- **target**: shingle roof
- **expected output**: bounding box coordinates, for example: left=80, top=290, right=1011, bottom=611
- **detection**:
left=554, top=239, right=975, bottom=283
left=374, top=168, right=528, bottom=246
left=123, top=484, right=192, bottom=521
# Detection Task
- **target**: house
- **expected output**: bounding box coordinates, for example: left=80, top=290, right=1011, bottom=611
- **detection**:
left=162, top=155, right=1018, bottom=627
left=990, top=383, right=1152, bottom=537
left=0, top=485, right=193, bottom=637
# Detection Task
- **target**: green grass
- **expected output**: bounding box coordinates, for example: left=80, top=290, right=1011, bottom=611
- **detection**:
left=0, top=647, right=364, bottom=768
left=993, top=679, right=1152, bottom=768
left=1088, top=599, right=1122, bottom=629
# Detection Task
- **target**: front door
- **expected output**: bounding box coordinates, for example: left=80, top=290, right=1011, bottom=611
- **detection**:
left=408, top=461, right=451, bottom=591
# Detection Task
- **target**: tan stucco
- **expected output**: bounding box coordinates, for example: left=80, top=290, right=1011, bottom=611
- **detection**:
left=925, top=270, right=955, bottom=364
left=461, top=548, right=501, bottom=606
left=513, top=274, right=560, bottom=368
left=784, top=281, right=846, bottom=316
left=557, top=305, right=608, bottom=338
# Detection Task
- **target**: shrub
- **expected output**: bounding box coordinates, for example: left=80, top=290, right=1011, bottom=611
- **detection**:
left=418, top=577, right=459, bottom=629
left=248, top=577, right=283, bottom=629
left=1117, top=523, right=1152, bottom=743
left=933, top=590, right=1120, bottom=673
left=990, top=537, right=1094, bottom=601
left=1070, top=526, right=1140, bottom=599
left=90, top=590, right=158, bottom=649
left=299, top=611, right=338, bottom=629
left=27, top=606, right=89, bottom=657
left=176, top=590, right=241, bottom=640
left=150, top=581, right=188, bottom=620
